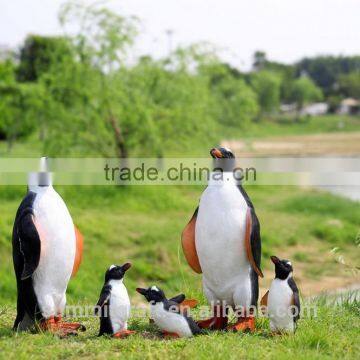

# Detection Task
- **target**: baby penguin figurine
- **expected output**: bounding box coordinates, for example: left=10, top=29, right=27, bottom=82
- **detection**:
left=136, top=286, right=202, bottom=338
left=95, top=263, right=135, bottom=338
left=261, top=256, right=300, bottom=334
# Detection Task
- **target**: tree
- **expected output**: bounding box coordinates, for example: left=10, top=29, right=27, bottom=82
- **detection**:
left=123, top=47, right=218, bottom=155
left=42, top=0, right=140, bottom=158
left=201, top=63, right=258, bottom=127
left=338, top=72, right=360, bottom=99
left=250, top=71, right=282, bottom=115
left=42, top=3, right=219, bottom=157
left=17, top=35, right=73, bottom=82
left=0, top=62, right=45, bottom=150
left=253, top=51, right=267, bottom=71
left=290, top=76, right=323, bottom=115
left=296, top=56, right=360, bottom=96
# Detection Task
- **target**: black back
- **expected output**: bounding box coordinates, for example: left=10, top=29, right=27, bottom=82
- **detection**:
left=169, top=294, right=186, bottom=304
left=288, top=277, right=300, bottom=325
left=95, top=283, right=113, bottom=336
left=137, top=286, right=203, bottom=336
left=162, top=298, right=203, bottom=336
left=12, top=191, right=42, bottom=330
left=237, top=185, right=262, bottom=307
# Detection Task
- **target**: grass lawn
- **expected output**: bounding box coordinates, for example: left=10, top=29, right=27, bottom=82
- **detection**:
left=0, top=116, right=359, bottom=358
left=0, top=299, right=358, bottom=359
left=220, top=114, right=360, bottom=140
left=0, top=185, right=359, bottom=359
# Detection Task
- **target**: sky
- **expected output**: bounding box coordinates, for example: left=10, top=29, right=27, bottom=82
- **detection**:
left=1, top=0, right=359, bottom=70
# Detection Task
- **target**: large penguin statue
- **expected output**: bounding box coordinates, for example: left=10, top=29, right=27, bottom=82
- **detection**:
left=12, top=157, right=84, bottom=335
left=181, top=147, right=263, bottom=332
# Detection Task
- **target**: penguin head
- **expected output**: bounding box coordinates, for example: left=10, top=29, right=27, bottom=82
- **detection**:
left=105, top=262, right=131, bottom=282
left=210, top=147, right=235, bottom=159
left=271, top=256, right=293, bottom=280
left=136, top=285, right=166, bottom=304
left=28, top=156, right=53, bottom=189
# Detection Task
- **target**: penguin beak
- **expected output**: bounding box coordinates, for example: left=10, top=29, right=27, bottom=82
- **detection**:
left=271, top=256, right=280, bottom=265
left=210, top=148, right=223, bottom=158
left=122, top=262, right=132, bottom=272
left=136, top=288, right=147, bottom=296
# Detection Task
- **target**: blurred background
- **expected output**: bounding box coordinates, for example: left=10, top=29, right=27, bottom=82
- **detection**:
left=0, top=0, right=359, bottom=312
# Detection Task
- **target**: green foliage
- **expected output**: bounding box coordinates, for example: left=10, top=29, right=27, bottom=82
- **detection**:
left=296, top=55, right=360, bottom=96
left=58, top=0, right=139, bottom=68
left=34, top=3, right=218, bottom=157
left=290, top=76, right=323, bottom=110
left=0, top=62, right=46, bottom=148
left=338, top=72, right=360, bottom=99
left=252, top=50, right=267, bottom=71
left=17, top=35, right=73, bottom=82
left=1, top=4, right=360, bottom=156
left=0, top=59, right=15, bottom=83
left=250, top=70, right=282, bottom=114
left=203, top=63, right=258, bottom=126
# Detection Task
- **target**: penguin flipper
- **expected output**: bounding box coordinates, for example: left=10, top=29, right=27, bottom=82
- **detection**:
left=181, top=207, right=202, bottom=274
left=169, top=294, right=186, bottom=303
left=15, top=209, right=41, bottom=281
left=288, top=278, right=300, bottom=323
left=169, top=295, right=198, bottom=313
left=185, top=316, right=203, bottom=336
left=260, top=290, right=269, bottom=313
left=71, top=226, right=83, bottom=277
left=245, top=207, right=263, bottom=278
left=94, top=284, right=112, bottom=315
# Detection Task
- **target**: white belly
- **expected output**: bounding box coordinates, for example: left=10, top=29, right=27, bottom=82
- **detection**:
left=150, top=303, right=193, bottom=338
left=268, top=278, right=294, bottom=332
left=195, top=179, right=252, bottom=306
left=108, top=280, right=131, bottom=333
left=31, top=187, right=76, bottom=318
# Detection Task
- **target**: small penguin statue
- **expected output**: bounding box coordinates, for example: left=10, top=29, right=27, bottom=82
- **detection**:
left=261, top=256, right=300, bottom=334
left=136, top=286, right=202, bottom=338
left=95, top=263, right=135, bottom=338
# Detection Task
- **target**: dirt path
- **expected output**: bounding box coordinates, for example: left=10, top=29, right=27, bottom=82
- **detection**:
left=222, top=132, right=360, bottom=156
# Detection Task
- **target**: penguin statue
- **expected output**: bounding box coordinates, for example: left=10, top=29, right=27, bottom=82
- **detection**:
left=261, top=256, right=300, bottom=333
left=95, top=263, right=135, bottom=338
left=181, top=147, right=263, bottom=332
left=136, top=286, right=202, bottom=338
left=12, top=157, right=84, bottom=335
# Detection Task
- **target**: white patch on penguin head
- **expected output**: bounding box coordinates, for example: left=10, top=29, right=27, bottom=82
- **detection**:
left=287, top=261, right=292, bottom=266
left=109, top=264, right=116, bottom=270
left=151, top=285, right=159, bottom=292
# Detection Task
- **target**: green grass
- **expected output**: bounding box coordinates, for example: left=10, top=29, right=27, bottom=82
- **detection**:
left=220, top=114, right=360, bottom=140
left=0, top=184, right=359, bottom=358
left=0, top=185, right=359, bottom=305
left=0, top=298, right=359, bottom=359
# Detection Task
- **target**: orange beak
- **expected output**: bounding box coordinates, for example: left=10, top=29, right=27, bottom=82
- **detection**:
left=210, top=148, right=223, bottom=158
